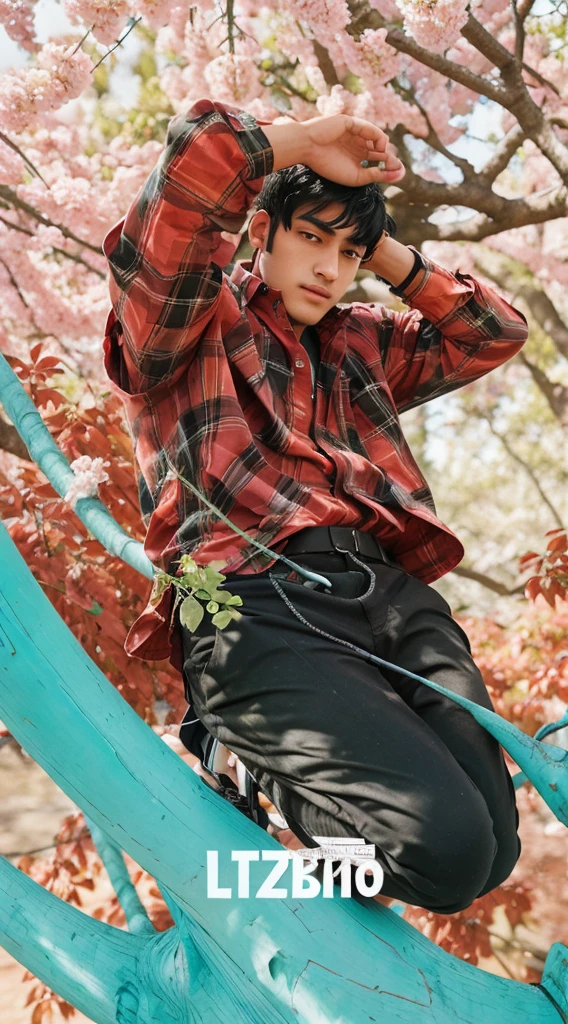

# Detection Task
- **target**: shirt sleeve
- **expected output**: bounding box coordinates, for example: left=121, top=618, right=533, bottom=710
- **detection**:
left=102, top=99, right=274, bottom=395
left=363, top=247, right=529, bottom=414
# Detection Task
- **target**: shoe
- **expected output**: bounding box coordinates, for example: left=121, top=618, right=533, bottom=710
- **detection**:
left=200, top=735, right=270, bottom=829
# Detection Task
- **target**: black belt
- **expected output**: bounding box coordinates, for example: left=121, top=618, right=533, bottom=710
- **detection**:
left=280, top=526, right=401, bottom=568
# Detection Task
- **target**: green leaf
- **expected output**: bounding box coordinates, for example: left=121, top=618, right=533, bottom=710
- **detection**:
left=150, top=572, right=172, bottom=606
left=225, top=594, right=243, bottom=607
left=228, top=608, right=242, bottom=622
left=179, top=554, right=198, bottom=573
left=207, top=560, right=227, bottom=575
left=206, top=601, right=219, bottom=614
left=179, top=596, right=205, bottom=632
left=203, top=566, right=226, bottom=587
left=209, top=589, right=230, bottom=603
left=179, top=572, right=203, bottom=590
left=211, top=610, right=232, bottom=629
left=193, top=589, right=211, bottom=600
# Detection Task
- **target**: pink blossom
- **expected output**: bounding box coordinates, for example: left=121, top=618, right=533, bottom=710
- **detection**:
left=281, top=0, right=351, bottom=45
left=203, top=54, right=264, bottom=105
left=395, top=0, right=469, bottom=54
left=271, top=14, right=318, bottom=68
left=334, top=28, right=402, bottom=88
left=0, top=43, right=93, bottom=132
left=471, top=0, right=508, bottom=14
left=0, top=139, right=25, bottom=185
left=65, top=456, right=110, bottom=509
left=347, top=85, right=427, bottom=136
left=367, top=0, right=400, bottom=16
left=304, top=64, right=328, bottom=95
left=137, top=0, right=187, bottom=31
left=446, top=38, right=493, bottom=76
left=156, top=4, right=203, bottom=58
left=315, top=84, right=351, bottom=118
left=246, top=96, right=281, bottom=122
left=64, top=0, right=129, bottom=45
left=0, top=0, right=36, bottom=51
left=158, top=65, right=194, bottom=110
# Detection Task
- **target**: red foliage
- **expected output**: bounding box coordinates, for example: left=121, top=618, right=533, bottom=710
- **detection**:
left=0, top=353, right=185, bottom=723
left=521, top=528, right=568, bottom=610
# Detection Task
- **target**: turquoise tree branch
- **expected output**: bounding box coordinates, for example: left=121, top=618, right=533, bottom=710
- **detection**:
left=83, top=813, right=156, bottom=935
left=0, top=851, right=154, bottom=1024
left=0, top=351, right=154, bottom=579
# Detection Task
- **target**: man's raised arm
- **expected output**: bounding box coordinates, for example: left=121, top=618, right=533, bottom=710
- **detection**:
left=361, top=238, right=529, bottom=414
left=102, top=100, right=305, bottom=395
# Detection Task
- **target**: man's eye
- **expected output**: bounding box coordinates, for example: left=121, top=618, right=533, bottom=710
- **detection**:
left=301, top=233, right=362, bottom=260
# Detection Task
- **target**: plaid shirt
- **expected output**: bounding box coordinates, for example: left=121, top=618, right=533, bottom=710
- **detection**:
left=102, top=98, right=528, bottom=671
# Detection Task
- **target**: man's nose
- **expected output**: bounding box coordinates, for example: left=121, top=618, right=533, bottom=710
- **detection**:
left=314, top=252, right=340, bottom=282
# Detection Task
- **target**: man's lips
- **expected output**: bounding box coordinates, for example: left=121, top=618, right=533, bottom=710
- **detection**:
left=301, top=285, right=331, bottom=299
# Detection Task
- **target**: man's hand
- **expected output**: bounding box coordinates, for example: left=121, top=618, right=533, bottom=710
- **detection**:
left=302, top=113, right=405, bottom=187
left=264, top=113, right=405, bottom=187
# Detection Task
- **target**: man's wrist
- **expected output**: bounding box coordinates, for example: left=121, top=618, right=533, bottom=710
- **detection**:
left=262, top=121, right=309, bottom=171
left=366, top=237, right=418, bottom=288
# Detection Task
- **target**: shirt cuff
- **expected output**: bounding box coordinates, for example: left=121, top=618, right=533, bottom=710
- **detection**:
left=375, top=248, right=424, bottom=296
left=222, top=106, right=274, bottom=181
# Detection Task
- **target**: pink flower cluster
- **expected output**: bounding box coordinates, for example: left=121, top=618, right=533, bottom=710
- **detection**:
left=282, top=0, right=351, bottom=46
left=0, top=138, right=25, bottom=185
left=204, top=54, right=264, bottom=106
left=0, top=44, right=93, bottom=132
left=137, top=0, right=188, bottom=30
left=64, top=0, right=130, bottom=46
left=334, top=28, right=402, bottom=88
left=394, top=0, right=469, bottom=53
left=315, top=82, right=427, bottom=137
left=0, top=0, right=36, bottom=51
left=65, top=456, right=110, bottom=510
left=65, top=0, right=204, bottom=44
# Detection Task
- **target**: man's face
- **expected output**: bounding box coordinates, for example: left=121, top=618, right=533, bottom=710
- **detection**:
left=248, top=202, right=367, bottom=340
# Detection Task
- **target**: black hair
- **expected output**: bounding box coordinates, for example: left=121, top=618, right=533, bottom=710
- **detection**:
left=251, top=163, right=397, bottom=263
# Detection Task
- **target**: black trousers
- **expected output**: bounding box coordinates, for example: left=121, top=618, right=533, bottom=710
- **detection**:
left=179, top=548, right=521, bottom=914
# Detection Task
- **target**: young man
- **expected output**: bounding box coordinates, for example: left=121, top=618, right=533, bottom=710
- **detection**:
left=102, top=98, right=528, bottom=913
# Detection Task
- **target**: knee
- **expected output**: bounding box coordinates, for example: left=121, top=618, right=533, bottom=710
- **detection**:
left=412, top=807, right=498, bottom=914
left=475, top=830, right=522, bottom=902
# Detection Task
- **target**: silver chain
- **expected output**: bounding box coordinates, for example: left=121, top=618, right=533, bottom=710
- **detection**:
left=268, top=547, right=379, bottom=661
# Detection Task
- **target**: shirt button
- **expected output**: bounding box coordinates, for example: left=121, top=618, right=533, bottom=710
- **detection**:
left=295, top=359, right=304, bottom=367
left=259, top=284, right=269, bottom=295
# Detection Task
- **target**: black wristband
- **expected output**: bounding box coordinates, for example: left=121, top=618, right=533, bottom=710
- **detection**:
left=375, top=249, right=424, bottom=295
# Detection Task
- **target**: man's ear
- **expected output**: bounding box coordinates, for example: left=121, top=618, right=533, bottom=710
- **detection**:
left=248, top=209, right=271, bottom=252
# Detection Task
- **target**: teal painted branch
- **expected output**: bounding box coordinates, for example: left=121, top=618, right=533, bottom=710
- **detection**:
left=0, top=519, right=565, bottom=1022
left=358, top=655, right=568, bottom=824
left=83, top=813, right=156, bottom=936
left=0, top=850, right=151, bottom=1024
left=0, top=351, right=153, bottom=580
left=0, top=850, right=254, bottom=1024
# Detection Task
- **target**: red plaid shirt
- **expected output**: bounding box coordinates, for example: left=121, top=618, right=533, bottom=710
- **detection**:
left=102, top=98, right=528, bottom=671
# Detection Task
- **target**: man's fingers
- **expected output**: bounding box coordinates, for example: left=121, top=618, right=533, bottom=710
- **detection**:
left=346, top=115, right=390, bottom=148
